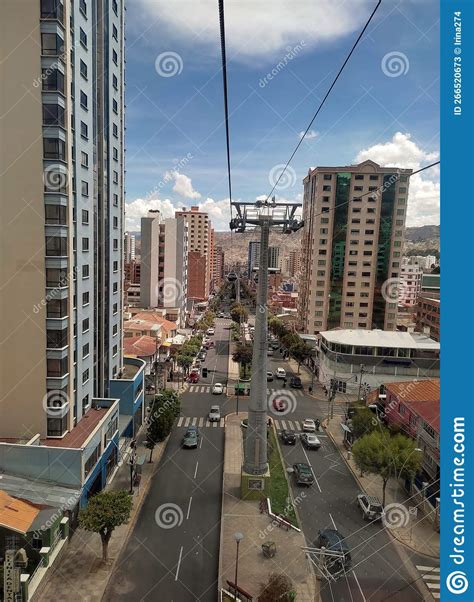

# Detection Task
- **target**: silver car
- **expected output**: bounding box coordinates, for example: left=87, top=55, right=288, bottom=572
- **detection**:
left=209, top=405, right=221, bottom=422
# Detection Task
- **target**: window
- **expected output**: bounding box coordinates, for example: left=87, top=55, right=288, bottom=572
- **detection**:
left=320, top=228, right=328, bottom=234
left=83, top=343, right=90, bottom=359
left=113, top=193, right=119, bottom=206
left=322, top=196, right=330, bottom=203
left=43, top=138, right=66, bottom=161
left=113, top=344, right=118, bottom=356
left=398, top=198, right=405, bottom=204
left=397, top=209, right=404, bottom=216
left=113, top=171, right=119, bottom=184
left=47, top=357, right=68, bottom=378
left=113, top=238, right=118, bottom=250
left=80, top=28, right=88, bottom=48
left=113, top=74, right=118, bottom=89
left=354, top=174, right=364, bottom=180
left=319, top=239, right=327, bottom=245
left=41, top=0, right=64, bottom=20
left=113, top=260, right=118, bottom=272
left=113, top=282, right=118, bottom=293
left=322, top=185, right=331, bottom=191
left=113, top=147, right=118, bottom=161
left=43, top=104, right=65, bottom=126
left=82, top=318, right=90, bottom=333
left=41, top=33, right=63, bottom=56
left=82, top=291, right=90, bottom=306
left=113, top=49, right=118, bottom=64
left=80, top=59, right=88, bottom=79
left=113, top=324, right=118, bottom=336
left=80, top=121, right=88, bottom=139
left=81, top=180, right=89, bottom=196
left=113, top=0, right=118, bottom=14
left=82, top=237, right=89, bottom=251
left=82, top=209, right=89, bottom=224
left=82, top=264, right=90, bottom=278
left=350, top=229, right=360, bottom=235
left=369, top=175, right=379, bottom=181
left=45, top=204, right=67, bottom=225
left=113, top=123, right=118, bottom=138
left=46, top=236, right=67, bottom=256
left=82, top=395, right=90, bottom=413
left=47, top=328, right=68, bottom=349
left=368, top=186, right=378, bottom=191
left=46, top=267, right=68, bottom=287
left=80, top=91, right=88, bottom=110
left=84, top=444, right=100, bottom=477
left=354, top=185, right=363, bottom=191
left=113, top=99, right=118, bottom=113
left=47, top=414, right=68, bottom=437
left=113, top=303, right=118, bottom=314
left=81, top=151, right=88, bottom=167
left=42, top=68, right=64, bottom=92
left=80, top=0, right=87, bottom=15
left=399, top=187, right=407, bottom=193
left=323, top=174, right=332, bottom=180
left=82, top=368, right=90, bottom=384
left=113, top=24, right=118, bottom=40
left=364, top=240, right=373, bottom=246
left=365, top=229, right=374, bottom=235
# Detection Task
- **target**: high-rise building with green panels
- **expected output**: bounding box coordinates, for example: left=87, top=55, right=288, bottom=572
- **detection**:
left=298, top=160, right=412, bottom=334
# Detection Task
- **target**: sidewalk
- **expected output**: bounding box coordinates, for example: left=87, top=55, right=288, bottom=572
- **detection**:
left=325, top=416, right=440, bottom=558
left=33, top=431, right=168, bottom=602
left=219, top=413, right=317, bottom=601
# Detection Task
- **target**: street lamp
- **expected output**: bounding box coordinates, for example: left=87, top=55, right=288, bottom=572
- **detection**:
left=397, top=447, right=423, bottom=480
left=234, top=532, right=244, bottom=592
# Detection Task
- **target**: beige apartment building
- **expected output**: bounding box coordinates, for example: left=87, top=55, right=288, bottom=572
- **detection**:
left=298, top=160, right=412, bottom=334
left=175, top=206, right=212, bottom=300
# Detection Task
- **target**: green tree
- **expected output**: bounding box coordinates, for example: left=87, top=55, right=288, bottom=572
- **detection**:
left=232, top=343, right=253, bottom=378
left=177, top=354, right=193, bottom=377
left=79, top=490, right=132, bottom=561
left=290, top=341, right=313, bottom=374
left=145, top=392, right=180, bottom=461
left=350, top=408, right=378, bottom=439
left=230, top=304, right=248, bottom=324
left=258, top=573, right=296, bottom=602
left=352, top=430, right=422, bottom=505
left=281, top=332, right=299, bottom=350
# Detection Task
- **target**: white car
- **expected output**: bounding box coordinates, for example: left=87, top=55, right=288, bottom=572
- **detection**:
left=302, top=418, right=316, bottom=432
left=207, top=328, right=215, bottom=335
left=275, top=368, right=286, bottom=379
left=209, top=405, right=221, bottom=422
left=212, top=383, right=224, bottom=395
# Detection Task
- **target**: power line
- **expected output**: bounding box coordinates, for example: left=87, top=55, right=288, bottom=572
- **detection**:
left=266, top=0, right=382, bottom=200
left=218, top=0, right=232, bottom=215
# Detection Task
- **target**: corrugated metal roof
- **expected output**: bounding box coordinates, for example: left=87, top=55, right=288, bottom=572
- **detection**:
left=0, top=474, right=80, bottom=510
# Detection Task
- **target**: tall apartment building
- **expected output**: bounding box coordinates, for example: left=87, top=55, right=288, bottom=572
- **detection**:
left=298, top=160, right=412, bottom=334
left=140, top=211, right=188, bottom=326
left=399, top=257, right=423, bottom=307
left=284, top=250, right=301, bottom=277
left=248, top=241, right=280, bottom=274
left=124, top=231, right=136, bottom=262
left=175, top=206, right=211, bottom=301
left=213, top=246, right=225, bottom=287
left=0, top=0, right=127, bottom=441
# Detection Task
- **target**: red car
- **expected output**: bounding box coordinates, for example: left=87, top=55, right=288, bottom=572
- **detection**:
left=188, top=372, right=199, bottom=384
left=272, top=398, right=286, bottom=412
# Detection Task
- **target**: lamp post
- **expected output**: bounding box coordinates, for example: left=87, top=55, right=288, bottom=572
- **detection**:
left=357, top=364, right=365, bottom=401
left=234, top=532, right=244, bottom=592
left=397, top=447, right=423, bottom=480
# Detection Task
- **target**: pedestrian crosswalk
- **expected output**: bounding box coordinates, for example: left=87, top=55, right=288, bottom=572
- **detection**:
left=188, top=385, right=216, bottom=393
left=416, top=565, right=440, bottom=598
left=186, top=385, right=310, bottom=396
left=177, top=416, right=225, bottom=428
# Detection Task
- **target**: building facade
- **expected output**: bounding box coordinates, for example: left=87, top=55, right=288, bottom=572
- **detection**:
left=399, top=257, right=423, bottom=307
left=298, top=160, right=412, bottom=334
left=124, top=231, right=136, bottom=262
left=0, top=0, right=126, bottom=439
left=247, top=241, right=280, bottom=274
left=416, top=296, right=440, bottom=342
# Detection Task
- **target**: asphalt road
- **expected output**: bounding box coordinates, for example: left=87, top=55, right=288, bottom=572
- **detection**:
left=103, top=320, right=230, bottom=601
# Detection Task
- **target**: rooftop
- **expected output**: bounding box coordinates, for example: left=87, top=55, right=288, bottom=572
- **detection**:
left=0, top=475, right=80, bottom=509
left=43, top=406, right=110, bottom=448
left=124, top=335, right=157, bottom=358
left=0, top=489, right=40, bottom=534
left=385, top=379, right=440, bottom=431
left=320, top=329, right=440, bottom=351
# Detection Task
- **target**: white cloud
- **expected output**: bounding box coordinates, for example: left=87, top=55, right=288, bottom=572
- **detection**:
left=354, top=132, right=439, bottom=227
left=198, top=198, right=231, bottom=231
left=137, top=0, right=373, bottom=63
left=125, top=197, right=178, bottom=231
left=299, top=129, right=319, bottom=140
left=164, top=170, right=201, bottom=199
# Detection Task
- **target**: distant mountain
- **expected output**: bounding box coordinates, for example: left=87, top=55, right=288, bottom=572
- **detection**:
left=405, top=225, right=439, bottom=242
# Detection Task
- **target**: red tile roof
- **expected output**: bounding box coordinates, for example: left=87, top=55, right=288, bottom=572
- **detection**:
left=385, top=379, right=440, bottom=431
left=133, top=312, right=177, bottom=332
left=124, top=335, right=157, bottom=357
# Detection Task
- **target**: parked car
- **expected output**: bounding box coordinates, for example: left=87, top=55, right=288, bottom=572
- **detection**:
left=302, top=418, right=316, bottom=432
left=182, top=426, right=200, bottom=448
left=275, top=368, right=286, bottom=379
left=266, top=371, right=274, bottom=382
left=267, top=349, right=274, bottom=356
left=212, top=383, right=224, bottom=395
left=357, top=494, right=384, bottom=522
left=292, top=462, right=314, bottom=486
left=290, top=376, right=303, bottom=389
left=207, top=328, right=215, bottom=335
left=271, top=342, right=280, bottom=350
left=301, top=433, right=321, bottom=450
left=280, top=429, right=296, bottom=445
left=272, top=398, right=286, bottom=412
left=208, top=405, right=221, bottom=422
left=188, top=372, right=199, bottom=384
left=198, top=352, right=207, bottom=361
left=314, top=529, right=351, bottom=575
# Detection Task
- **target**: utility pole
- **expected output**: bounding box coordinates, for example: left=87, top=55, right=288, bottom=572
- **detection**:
left=357, top=364, right=365, bottom=401
left=230, top=198, right=303, bottom=476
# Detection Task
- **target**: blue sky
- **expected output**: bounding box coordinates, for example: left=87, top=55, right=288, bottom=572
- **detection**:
left=124, top=0, right=440, bottom=231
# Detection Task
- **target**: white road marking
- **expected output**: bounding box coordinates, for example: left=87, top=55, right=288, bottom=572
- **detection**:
left=213, top=422, right=218, bottom=428
left=417, top=566, right=440, bottom=573
left=198, top=417, right=204, bottom=427
left=191, top=417, right=197, bottom=425
left=281, top=420, right=287, bottom=430
left=205, top=419, right=211, bottom=427
left=199, top=436, right=203, bottom=449
left=175, top=546, right=183, bottom=581
left=302, top=444, right=322, bottom=493
left=352, top=572, right=366, bottom=602
left=177, top=417, right=184, bottom=427
left=329, top=513, right=337, bottom=529
left=184, top=417, right=190, bottom=427
left=186, top=496, right=193, bottom=519
left=189, top=386, right=195, bottom=392
left=294, top=421, right=301, bottom=431
left=194, top=461, right=199, bottom=479
left=220, top=418, right=225, bottom=427
left=427, top=583, right=440, bottom=590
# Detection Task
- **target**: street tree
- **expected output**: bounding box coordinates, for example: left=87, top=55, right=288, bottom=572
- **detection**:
left=290, top=341, right=313, bottom=373
left=258, top=573, right=296, bottom=602
left=230, top=304, right=248, bottom=324
left=145, top=392, right=179, bottom=461
left=79, top=490, right=132, bottom=562
left=350, top=408, right=378, bottom=440
left=232, top=343, right=253, bottom=379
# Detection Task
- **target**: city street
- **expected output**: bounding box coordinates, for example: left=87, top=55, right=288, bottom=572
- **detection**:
left=103, top=320, right=230, bottom=601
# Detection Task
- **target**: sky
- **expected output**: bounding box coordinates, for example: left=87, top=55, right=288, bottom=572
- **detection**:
left=124, top=0, right=440, bottom=232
